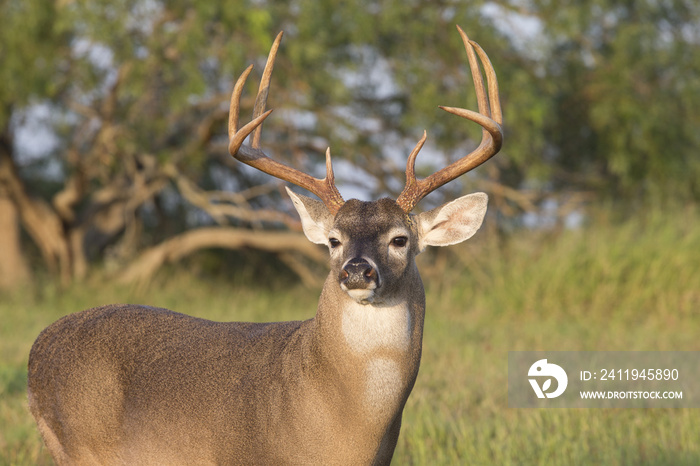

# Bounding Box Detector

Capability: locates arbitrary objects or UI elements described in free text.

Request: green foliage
[525,0,700,201]
[0,0,63,127]
[4,0,699,198]
[2,0,699,287]
[2,207,699,464]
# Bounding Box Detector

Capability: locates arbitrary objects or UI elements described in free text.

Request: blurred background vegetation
[1,0,698,288]
[1,0,700,464]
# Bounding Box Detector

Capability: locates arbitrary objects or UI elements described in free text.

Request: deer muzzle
[340,257,379,295]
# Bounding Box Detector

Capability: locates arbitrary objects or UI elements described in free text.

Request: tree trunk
[0,130,72,286]
[0,193,31,290]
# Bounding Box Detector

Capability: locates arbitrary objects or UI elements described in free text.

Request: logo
[528,359,568,398]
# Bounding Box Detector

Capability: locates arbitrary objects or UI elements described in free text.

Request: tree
[0,0,320,287]
[1,0,698,289]
[498,0,700,202]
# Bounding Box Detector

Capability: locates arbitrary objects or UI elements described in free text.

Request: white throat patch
[341,300,411,354]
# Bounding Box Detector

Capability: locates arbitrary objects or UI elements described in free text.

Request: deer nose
[340,257,378,290]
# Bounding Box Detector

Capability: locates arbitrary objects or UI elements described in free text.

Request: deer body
[29,26,503,465]
[28,304,411,465]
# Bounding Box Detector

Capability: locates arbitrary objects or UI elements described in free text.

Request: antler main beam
[395,26,503,213]
[228,32,345,214]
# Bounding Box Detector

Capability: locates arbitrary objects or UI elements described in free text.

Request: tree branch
[117,227,326,285]
[165,163,301,229]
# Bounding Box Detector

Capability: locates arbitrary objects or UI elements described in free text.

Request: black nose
[340,257,378,290]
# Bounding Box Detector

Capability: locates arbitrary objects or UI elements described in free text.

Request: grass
[1,206,699,465]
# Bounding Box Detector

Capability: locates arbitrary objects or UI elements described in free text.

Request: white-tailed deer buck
[28,25,502,465]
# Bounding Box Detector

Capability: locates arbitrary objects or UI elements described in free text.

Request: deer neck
[309,268,426,424]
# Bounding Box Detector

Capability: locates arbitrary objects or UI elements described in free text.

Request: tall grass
[2,207,699,465]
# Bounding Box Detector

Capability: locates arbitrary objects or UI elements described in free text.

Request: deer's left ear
[416,192,488,251]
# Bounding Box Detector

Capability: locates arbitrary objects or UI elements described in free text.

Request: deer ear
[286,187,334,245]
[416,192,488,251]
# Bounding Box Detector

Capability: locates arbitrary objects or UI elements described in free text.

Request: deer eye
[329,238,341,248]
[391,236,408,248]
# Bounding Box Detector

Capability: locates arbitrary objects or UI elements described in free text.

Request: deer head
[228,27,503,307]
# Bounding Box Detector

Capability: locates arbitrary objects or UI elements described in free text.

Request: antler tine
[470,38,503,125]
[250,31,283,149]
[228,32,345,214]
[396,26,503,213]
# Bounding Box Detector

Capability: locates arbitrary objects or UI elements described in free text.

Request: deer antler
[228,32,345,214]
[396,26,503,213]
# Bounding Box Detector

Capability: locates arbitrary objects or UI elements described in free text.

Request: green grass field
[2,207,699,465]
